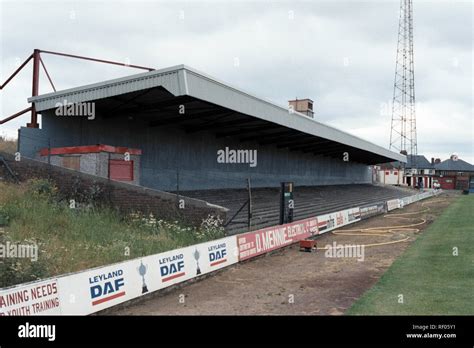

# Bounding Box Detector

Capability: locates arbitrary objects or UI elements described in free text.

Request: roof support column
[27,49,40,128]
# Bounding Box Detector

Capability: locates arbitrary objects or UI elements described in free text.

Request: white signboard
[57,236,239,315]
[387,199,400,211]
[0,278,61,316]
[57,260,138,315]
[346,207,361,223]
[317,207,360,235]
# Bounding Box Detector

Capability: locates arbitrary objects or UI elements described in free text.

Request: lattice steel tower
[389,0,417,156]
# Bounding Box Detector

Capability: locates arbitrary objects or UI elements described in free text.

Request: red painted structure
[435,176,455,190]
[39,144,142,156]
[37,144,141,183]
[434,175,470,190]
[109,159,134,181]
[299,239,317,252]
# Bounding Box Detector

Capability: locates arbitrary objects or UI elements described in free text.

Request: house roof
[434,158,474,172]
[386,155,433,169]
[407,155,433,169]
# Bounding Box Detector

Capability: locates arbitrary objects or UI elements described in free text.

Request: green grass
[0,180,225,287]
[347,194,474,315]
[0,136,17,154]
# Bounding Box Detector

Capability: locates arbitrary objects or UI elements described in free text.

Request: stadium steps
[177,184,417,235]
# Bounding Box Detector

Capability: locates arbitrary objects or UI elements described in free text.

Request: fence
[0,189,441,315]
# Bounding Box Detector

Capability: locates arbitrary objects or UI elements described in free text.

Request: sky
[1,0,472,163]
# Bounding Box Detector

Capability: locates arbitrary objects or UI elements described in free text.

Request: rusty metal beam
[39,55,56,92]
[27,49,40,128]
[0,107,32,125]
[0,54,33,90]
[39,49,154,71]
[1,49,156,128]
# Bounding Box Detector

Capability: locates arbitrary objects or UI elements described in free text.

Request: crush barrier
[0,189,440,315]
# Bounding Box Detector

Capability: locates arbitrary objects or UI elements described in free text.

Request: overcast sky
[1,0,472,163]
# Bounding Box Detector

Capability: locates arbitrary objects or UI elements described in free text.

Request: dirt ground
[113,192,457,315]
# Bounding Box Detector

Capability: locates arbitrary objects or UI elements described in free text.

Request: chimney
[431,157,434,165]
[288,98,314,118]
[435,158,441,164]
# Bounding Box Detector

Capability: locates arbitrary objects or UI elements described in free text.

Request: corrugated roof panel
[27,65,406,163]
[184,69,403,162]
[30,68,184,111]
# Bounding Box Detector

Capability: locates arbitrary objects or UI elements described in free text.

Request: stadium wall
[0,189,440,316]
[18,112,372,191]
[0,152,228,226]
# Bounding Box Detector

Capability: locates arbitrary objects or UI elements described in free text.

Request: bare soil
[112,193,456,315]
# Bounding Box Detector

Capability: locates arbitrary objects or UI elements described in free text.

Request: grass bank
[0,179,225,287]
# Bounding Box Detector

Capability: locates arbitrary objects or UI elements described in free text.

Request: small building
[377,155,434,188]
[403,155,436,189]
[433,155,474,190]
[36,144,142,185]
[375,165,404,185]
[288,98,314,118]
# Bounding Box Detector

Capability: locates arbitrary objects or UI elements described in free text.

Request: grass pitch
[348,194,474,315]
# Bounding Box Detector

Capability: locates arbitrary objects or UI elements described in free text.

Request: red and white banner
[317,207,360,235]
[237,217,318,261]
[0,279,61,316]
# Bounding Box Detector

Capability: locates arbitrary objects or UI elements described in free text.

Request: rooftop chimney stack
[288,98,314,118]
